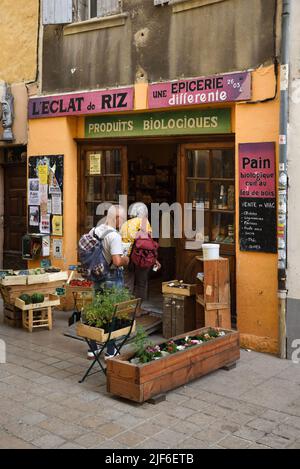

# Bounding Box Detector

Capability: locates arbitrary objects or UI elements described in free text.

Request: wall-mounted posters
[239,143,277,253]
[28,155,64,236]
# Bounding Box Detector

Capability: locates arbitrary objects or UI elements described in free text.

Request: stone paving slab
[1,308,300,449]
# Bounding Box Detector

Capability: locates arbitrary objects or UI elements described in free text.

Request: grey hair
[106,204,126,224]
[129,202,148,218]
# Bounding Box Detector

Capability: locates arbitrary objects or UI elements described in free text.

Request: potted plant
[106,326,240,403]
[76,287,137,342]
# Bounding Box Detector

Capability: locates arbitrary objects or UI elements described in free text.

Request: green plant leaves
[83,287,133,328]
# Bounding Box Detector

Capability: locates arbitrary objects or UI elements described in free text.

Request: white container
[202,244,220,260]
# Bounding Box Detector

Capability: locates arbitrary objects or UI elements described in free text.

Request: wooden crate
[162,281,196,297]
[0,276,27,286]
[0,281,66,306]
[195,257,231,330]
[77,321,136,343]
[15,294,60,311]
[107,327,240,403]
[15,294,60,333]
[163,294,196,339]
[27,274,49,285]
[3,303,23,328]
[48,271,69,283]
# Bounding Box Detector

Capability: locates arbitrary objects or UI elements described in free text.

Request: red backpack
[131,231,159,269]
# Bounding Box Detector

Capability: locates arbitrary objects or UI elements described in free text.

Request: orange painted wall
[27,117,78,271]
[235,66,279,355]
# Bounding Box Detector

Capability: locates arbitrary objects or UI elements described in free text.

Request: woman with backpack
[121,202,160,303]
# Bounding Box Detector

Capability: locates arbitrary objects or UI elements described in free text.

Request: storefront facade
[28,64,280,354]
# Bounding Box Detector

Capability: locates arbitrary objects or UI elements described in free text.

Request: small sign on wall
[239,142,277,253]
[53,239,63,259]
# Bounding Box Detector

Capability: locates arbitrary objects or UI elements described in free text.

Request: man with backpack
[79,205,130,359]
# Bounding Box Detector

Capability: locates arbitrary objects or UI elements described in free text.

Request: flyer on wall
[29,206,40,226]
[52,215,63,236]
[40,214,51,234]
[51,194,62,215]
[28,179,40,205]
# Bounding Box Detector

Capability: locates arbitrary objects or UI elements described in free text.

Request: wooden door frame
[2,160,27,269]
[178,140,236,325]
[77,144,128,238]
[178,141,235,254]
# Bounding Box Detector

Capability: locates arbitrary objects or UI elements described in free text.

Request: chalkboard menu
[239,143,277,253]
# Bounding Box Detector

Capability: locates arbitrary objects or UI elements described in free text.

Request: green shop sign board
[85,109,231,138]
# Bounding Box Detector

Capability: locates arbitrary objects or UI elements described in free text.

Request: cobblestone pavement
[1,308,300,449]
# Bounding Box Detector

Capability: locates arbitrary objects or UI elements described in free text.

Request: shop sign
[85,109,231,138]
[239,142,277,253]
[149,72,251,109]
[28,87,134,119]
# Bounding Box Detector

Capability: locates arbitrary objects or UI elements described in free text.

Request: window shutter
[97,0,120,17]
[42,0,73,25]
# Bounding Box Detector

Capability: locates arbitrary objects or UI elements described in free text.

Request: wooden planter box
[77,321,136,343]
[107,327,240,403]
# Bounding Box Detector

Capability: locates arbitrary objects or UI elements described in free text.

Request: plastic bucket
[202,244,220,260]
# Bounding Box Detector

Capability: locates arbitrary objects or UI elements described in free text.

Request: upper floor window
[77,0,121,21]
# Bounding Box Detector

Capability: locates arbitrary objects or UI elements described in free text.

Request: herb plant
[83,287,133,329]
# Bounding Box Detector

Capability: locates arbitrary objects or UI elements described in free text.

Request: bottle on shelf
[197,194,205,210]
[227,185,235,210]
[205,193,210,209]
[218,185,228,210]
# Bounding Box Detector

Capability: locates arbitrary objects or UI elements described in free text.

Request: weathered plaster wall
[287,0,300,300]
[0,0,39,84]
[0,152,4,269]
[287,0,300,357]
[42,0,278,92]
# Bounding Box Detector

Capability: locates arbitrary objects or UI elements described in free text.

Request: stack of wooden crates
[0,273,67,328]
[162,257,231,338]
[162,282,196,339]
[195,257,231,330]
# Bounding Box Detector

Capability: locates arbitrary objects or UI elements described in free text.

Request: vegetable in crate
[19,294,32,305]
[70,279,93,288]
[31,293,45,304]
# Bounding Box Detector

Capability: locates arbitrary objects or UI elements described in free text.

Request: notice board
[28,155,64,236]
[239,143,277,253]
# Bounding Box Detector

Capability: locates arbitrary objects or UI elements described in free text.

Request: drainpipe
[278,0,291,359]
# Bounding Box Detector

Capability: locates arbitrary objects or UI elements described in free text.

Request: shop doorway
[127,143,178,313]
[79,142,178,314]
[79,139,236,324]
[2,148,27,270]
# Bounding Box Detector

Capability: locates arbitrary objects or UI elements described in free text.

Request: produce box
[0,275,27,286]
[15,294,60,311]
[48,271,68,283]
[162,280,196,297]
[0,281,67,306]
[27,274,49,285]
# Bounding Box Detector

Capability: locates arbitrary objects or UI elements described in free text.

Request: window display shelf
[211,178,235,182]
[211,209,235,214]
[184,147,236,248]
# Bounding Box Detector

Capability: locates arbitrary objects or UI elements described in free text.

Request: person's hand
[122,256,130,267]
[155,261,161,271]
